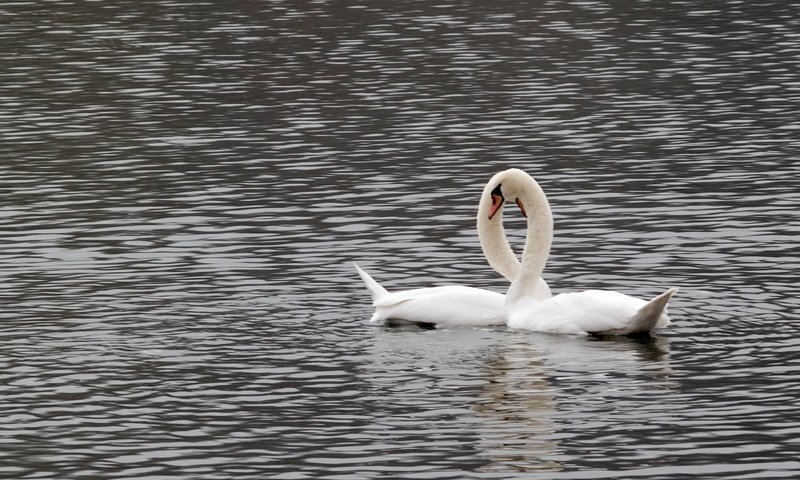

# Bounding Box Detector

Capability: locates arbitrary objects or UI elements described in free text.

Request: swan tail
[626,287,678,334]
[353,263,388,301]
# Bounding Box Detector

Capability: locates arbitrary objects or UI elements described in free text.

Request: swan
[484,168,677,335]
[354,175,552,327]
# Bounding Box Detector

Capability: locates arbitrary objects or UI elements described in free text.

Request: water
[1,0,799,478]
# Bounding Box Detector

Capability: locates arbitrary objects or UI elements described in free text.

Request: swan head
[485,168,532,220]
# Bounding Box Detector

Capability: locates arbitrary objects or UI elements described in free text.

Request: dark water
[1,0,799,478]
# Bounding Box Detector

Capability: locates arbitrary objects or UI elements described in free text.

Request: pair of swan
[355,168,676,335]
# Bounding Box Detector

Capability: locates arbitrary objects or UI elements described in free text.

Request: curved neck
[506,177,553,304]
[477,184,520,283]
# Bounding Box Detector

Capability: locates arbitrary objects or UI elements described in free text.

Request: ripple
[0,0,799,478]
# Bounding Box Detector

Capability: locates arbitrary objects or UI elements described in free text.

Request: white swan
[354,175,552,327]
[484,168,677,335]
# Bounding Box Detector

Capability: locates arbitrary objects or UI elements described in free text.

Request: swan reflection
[473,335,562,473]
[362,325,674,475]
[474,333,673,474]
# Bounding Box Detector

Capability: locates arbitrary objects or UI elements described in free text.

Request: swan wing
[570,288,676,334]
[508,289,675,335]
[556,290,648,333]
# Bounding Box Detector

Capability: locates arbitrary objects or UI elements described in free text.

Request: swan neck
[507,180,553,303]
[477,184,521,282]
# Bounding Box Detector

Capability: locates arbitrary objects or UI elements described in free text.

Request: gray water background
[1,1,799,478]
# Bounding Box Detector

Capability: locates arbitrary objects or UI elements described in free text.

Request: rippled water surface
[2,0,799,478]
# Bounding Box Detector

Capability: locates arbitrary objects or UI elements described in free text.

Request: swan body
[355,263,506,326]
[485,168,676,335]
[354,175,552,327]
[506,288,676,335]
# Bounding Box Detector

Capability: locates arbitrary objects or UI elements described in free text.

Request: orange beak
[516,198,527,218]
[488,194,503,220]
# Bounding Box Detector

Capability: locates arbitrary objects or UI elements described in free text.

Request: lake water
[1,0,799,478]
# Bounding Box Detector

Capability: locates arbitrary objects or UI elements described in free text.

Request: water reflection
[360,325,677,476]
[474,337,561,474]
